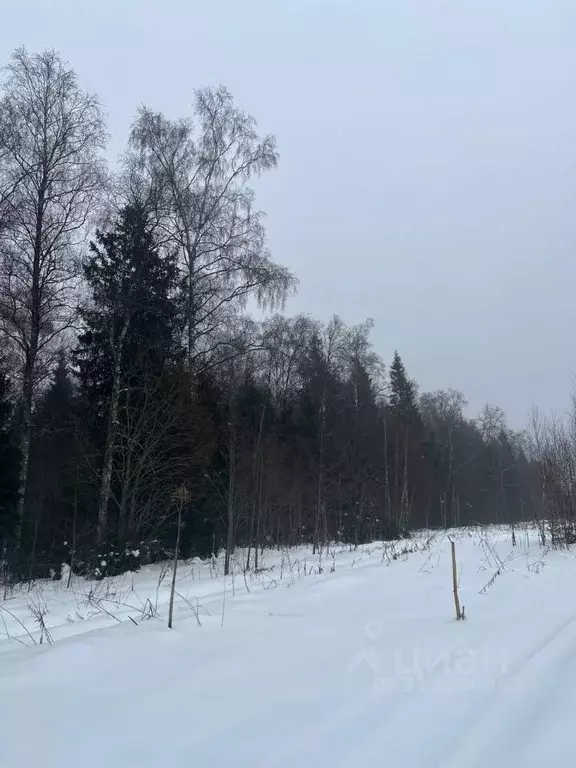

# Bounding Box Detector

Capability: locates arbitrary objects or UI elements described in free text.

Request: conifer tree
[75,204,179,544]
[389,351,418,421]
[0,364,21,542]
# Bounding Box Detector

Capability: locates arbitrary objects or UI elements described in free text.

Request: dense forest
[0,48,573,582]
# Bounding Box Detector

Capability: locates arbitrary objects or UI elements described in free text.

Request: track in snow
[1,530,576,767]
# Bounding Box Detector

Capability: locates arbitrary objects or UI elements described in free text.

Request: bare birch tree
[0,48,106,544]
[126,86,295,369]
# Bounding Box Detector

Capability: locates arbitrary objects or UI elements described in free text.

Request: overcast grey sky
[2,0,575,427]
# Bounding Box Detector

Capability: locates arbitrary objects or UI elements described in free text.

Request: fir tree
[389,351,418,422]
[26,354,78,570]
[75,203,180,415]
[74,203,180,545]
[0,365,21,541]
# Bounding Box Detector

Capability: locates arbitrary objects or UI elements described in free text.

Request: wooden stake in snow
[168,486,189,629]
[450,538,465,621]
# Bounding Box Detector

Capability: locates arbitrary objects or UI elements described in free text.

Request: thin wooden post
[168,486,189,629]
[450,538,464,620]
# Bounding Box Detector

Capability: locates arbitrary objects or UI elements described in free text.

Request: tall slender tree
[0,47,106,544]
[126,87,295,370]
[389,351,418,422]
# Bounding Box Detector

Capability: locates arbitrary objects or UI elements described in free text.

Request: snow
[1,528,576,767]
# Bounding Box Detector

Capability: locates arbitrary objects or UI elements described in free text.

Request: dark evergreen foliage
[0,51,547,583]
[0,364,20,542]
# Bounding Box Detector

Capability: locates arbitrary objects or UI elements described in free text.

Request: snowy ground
[1,526,576,767]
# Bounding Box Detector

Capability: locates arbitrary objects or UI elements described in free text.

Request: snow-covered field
[1,527,575,767]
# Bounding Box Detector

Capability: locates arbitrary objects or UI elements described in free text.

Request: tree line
[0,48,567,581]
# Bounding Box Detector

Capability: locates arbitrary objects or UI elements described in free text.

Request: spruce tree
[389,351,418,422]
[76,204,179,414]
[75,203,180,545]
[26,354,78,573]
[0,365,21,541]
